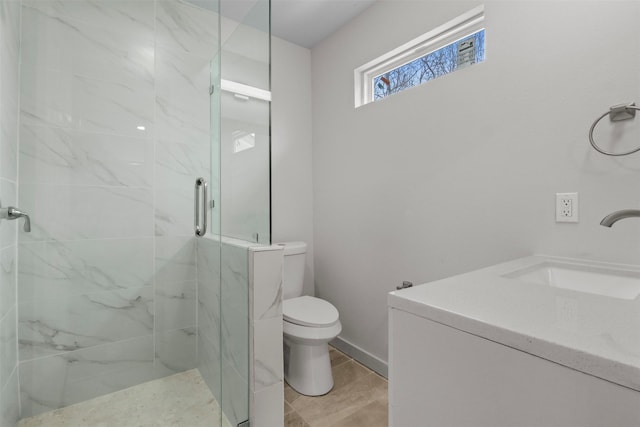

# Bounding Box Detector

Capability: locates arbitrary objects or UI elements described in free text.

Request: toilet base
[284,338,333,396]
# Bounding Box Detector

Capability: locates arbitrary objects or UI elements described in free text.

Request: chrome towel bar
[589,102,640,156]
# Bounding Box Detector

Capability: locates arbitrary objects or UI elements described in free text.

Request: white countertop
[388,255,640,392]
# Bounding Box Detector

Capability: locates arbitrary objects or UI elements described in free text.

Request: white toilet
[279,241,342,396]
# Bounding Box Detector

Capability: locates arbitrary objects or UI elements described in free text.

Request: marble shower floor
[284,346,389,427]
[19,369,232,427]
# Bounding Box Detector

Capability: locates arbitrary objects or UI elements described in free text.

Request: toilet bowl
[278,242,342,396]
[283,296,342,396]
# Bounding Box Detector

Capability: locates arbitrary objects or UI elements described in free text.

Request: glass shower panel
[220,0,271,245]
[215,0,271,425]
[220,93,271,244]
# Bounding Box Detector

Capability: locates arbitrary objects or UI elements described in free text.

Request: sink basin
[503,261,640,300]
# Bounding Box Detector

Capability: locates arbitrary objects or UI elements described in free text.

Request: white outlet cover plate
[556,192,579,223]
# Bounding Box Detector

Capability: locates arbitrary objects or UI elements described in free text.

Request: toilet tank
[278,241,306,300]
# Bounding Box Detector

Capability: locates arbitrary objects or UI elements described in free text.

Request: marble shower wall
[0,0,21,425]
[17,0,218,418]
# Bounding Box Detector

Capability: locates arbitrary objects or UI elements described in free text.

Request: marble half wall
[197,237,283,427]
[249,245,284,427]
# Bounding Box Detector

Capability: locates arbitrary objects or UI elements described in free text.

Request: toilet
[279,241,342,396]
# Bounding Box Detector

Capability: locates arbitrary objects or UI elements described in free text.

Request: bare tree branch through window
[373,30,485,101]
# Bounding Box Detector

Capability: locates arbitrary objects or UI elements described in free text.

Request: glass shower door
[8,0,269,424]
[14,0,232,426]
[213,1,272,426]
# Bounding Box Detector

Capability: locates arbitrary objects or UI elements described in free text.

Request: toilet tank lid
[276,241,306,255]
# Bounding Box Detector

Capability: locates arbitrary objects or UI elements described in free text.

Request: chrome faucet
[600,209,640,227]
[0,206,31,232]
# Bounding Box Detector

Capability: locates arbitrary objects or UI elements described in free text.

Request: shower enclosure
[0,0,271,425]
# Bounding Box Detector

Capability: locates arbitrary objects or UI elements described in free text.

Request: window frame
[354,5,485,108]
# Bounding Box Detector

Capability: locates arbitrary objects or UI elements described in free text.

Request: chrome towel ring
[589,102,640,156]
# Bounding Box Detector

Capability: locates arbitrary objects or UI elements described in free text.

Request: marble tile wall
[0,0,22,425]
[16,0,219,419]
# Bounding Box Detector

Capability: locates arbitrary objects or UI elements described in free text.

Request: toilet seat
[283,296,339,327]
[283,318,342,343]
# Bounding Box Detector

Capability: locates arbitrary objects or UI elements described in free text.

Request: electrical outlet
[556,193,579,223]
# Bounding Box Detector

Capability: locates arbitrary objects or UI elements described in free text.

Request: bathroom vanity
[388,256,640,427]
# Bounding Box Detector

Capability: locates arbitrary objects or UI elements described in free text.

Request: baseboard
[330,336,388,378]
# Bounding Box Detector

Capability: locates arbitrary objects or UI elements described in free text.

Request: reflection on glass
[233,130,256,153]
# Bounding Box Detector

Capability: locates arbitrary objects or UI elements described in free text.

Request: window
[373,30,484,101]
[354,5,485,107]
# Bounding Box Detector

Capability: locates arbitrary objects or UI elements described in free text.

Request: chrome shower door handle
[194,177,208,237]
[0,206,31,232]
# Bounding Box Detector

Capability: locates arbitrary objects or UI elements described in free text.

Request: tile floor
[284,346,388,427]
[18,369,231,427]
[18,347,388,427]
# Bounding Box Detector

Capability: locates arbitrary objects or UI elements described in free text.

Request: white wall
[311,1,640,367]
[271,37,315,295]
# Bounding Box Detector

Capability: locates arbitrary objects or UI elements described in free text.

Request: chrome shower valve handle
[0,206,31,232]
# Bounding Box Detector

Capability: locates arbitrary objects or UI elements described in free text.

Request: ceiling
[210,0,376,49]
[191,0,376,49]
[271,0,377,48]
